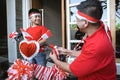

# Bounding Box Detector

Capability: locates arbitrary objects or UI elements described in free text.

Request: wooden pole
[107,0,116,49]
[61,0,65,47]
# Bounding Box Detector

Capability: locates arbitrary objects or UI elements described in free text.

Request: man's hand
[49,52,58,62]
[58,47,81,57]
[58,47,70,55]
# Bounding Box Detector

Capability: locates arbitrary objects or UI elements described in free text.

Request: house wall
[7,0,18,63]
[32,0,42,8]
[41,0,62,46]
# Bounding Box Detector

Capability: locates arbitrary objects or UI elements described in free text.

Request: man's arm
[58,47,81,57]
[49,52,73,75]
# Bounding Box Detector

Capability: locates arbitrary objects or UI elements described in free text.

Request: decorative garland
[7,59,68,80]
[7,59,34,80]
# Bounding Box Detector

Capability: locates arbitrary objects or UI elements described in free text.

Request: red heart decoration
[19,40,39,60]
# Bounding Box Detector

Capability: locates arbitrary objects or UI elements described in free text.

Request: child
[25,8,52,66]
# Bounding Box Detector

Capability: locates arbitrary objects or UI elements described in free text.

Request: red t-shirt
[70,25,116,80]
[26,26,48,41]
[26,26,48,52]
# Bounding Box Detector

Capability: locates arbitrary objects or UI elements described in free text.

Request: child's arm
[38,29,52,45]
[38,38,47,45]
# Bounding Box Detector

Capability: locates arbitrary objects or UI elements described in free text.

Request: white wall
[6,0,17,63]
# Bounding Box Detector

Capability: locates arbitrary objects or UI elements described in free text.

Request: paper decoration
[7,59,34,80]
[19,40,39,60]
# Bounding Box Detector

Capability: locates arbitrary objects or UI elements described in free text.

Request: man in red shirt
[49,0,116,80]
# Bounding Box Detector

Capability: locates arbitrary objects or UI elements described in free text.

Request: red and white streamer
[9,32,18,39]
[7,59,34,80]
[7,59,68,80]
[34,64,68,80]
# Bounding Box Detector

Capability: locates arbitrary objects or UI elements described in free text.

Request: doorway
[0,0,8,60]
[0,0,9,76]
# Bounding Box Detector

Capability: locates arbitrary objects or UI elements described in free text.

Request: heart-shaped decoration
[19,40,39,60]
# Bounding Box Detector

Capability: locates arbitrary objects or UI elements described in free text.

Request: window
[66,0,84,50]
[66,0,107,50]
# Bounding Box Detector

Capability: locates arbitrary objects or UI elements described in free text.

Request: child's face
[29,13,41,26]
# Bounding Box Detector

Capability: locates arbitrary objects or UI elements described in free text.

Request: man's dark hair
[28,8,40,16]
[77,0,103,26]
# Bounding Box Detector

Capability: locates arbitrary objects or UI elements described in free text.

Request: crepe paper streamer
[52,65,68,80]
[7,59,68,80]
[34,64,69,80]
[9,32,18,39]
[19,40,40,61]
[7,59,34,80]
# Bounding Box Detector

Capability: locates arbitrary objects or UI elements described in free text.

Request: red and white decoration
[8,26,68,80]
[9,32,18,41]
[19,40,40,60]
[7,59,68,80]
[34,64,68,80]
[9,32,18,39]
[7,59,34,80]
